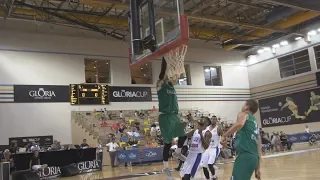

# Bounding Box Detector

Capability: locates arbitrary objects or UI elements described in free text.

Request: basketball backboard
[128,0,189,68]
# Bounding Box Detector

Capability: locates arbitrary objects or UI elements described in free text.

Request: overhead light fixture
[204,69,210,72]
[94,67,96,68]
[295,37,303,41]
[263,47,271,52]
[280,41,288,46]
[146,64,148,66]
[141,67,143,70]
[257,49,264,54]
[308,30,317,36]
[272,44,280,49]
[106,63,108,64]
[95,75,97,77]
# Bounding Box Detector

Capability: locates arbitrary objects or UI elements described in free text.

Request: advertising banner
[9,135,53,147]
[142,147,163,162]
[14,85,69,102]
[109,86,152,102]
[117,149,140,163]
[259,88,320,127]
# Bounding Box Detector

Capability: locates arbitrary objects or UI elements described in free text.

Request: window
[204,66,223,86]
[314,45,320,69]
[278,49,311,78]
[85,59,111,83]
[177,64,192,85]
[131,62,153,84]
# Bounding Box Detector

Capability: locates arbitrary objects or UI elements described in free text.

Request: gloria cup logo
[112,90,148,98]
[118,153,126,160]
[78,160,100,172]
[128,152,137,159]
[29,88,56,100]
[38,167,61,179]
[145,151,157,158]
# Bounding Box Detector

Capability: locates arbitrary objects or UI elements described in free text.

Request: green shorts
[158,114,185,144]
[231,152,259,180]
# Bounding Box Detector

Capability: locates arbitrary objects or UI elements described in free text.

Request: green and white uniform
[157,82,185,144]
[231,112,259,180]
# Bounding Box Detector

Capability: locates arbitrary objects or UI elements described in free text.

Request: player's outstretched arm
[222,112,248,141]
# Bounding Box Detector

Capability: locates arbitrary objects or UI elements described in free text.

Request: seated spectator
[112,123,119,133]
[30,142,40,152]
[134,121,140,132]
[119,124,126,133]
[3,149,14,171]
[127,127,140,137]
[9,142,18,154]
[50,140,61,150]
[120,133,129,142]
[101,121,108,127]
[280,131,292,150]
[145,141,153,148]
[127,138,138,146]
[29,150,47,171]
[80,139,89,148]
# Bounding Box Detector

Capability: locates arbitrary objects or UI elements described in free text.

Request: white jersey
[189,129,205,154]
[206,125,220,148]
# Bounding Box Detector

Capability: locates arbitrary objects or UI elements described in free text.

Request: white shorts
[201,147,220,167]
[180,153,202,178]
[32,164,48,171]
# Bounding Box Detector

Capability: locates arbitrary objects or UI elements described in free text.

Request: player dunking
[202,116,223,180]
[180,117,212,180]
[157,57,188,179]
[222,99,262,180]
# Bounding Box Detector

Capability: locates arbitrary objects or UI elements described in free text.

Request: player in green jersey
[157,57,187,180]
[222,99,262,180]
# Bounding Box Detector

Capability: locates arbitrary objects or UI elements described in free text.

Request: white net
[164,44,188,81]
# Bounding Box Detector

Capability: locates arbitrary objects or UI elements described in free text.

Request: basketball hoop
[164,44,188,81]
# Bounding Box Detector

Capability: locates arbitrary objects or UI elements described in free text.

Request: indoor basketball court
[61,146,320,180]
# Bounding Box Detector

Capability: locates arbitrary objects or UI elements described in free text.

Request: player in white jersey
[180,117,212,180]
[201,116,223,180]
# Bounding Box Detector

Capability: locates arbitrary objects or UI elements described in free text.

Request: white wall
[0,20,248,145]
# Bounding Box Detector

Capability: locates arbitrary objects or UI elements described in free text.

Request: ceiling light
[144,74,146,76]
[204,69,210,72]
[257,49,264,54]
[95,61,97,62]
[272,44,280,49]
[280,41,288,46]
[94,67,96,68]
[308,30,317,36]
[141,67,143,70]
[295,37,303,41]
[106,63,108,64]
[263,47,271,52]
[95,75,97,77]
[146,64,148,66]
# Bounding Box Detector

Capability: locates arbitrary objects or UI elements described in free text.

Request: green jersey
[157,82,179,114]
[234,112,259,157]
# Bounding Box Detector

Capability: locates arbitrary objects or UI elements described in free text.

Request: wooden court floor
[62,147,320,180]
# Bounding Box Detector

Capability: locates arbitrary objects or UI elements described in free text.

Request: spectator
[134,111,138,117]
[119,111,124,119]
[280,131,292,150]
[106,138,119,168]
[127,127,140,137]
[305,125,310,133]
[3,149,14,172]
[97,140,103,170]
[112,123,119,133]
[51,140,61,150]
[118,124,126,133]
[120,133,128,142]
[9,142,18,154]
[127,138,138,146]
[29,150,47,171]
[271,132,281,152]
[145,141,153,148]
[101,121,108,127]
[30,142,40,152]
[260,128,265,136]
[80,139,89,148]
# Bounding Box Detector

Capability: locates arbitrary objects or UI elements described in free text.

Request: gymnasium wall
[0,20,249,145]
[247,33,320,134]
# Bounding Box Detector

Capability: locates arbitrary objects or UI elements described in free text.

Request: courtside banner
[117,149,140,163]
[109,86,152,102]
[14,85,69,102]
[259,87,320,127]
[143,147,163,161]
